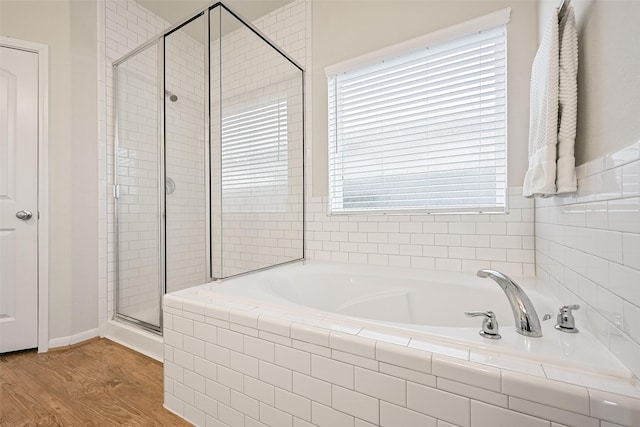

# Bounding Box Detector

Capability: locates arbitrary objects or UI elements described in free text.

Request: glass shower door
[114,42,163,331]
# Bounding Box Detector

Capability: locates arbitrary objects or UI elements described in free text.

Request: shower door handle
[16,210,33,220]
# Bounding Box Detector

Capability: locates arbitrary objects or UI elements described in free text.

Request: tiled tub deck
[163,287,640,427]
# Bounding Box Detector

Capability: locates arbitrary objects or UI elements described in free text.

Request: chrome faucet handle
[555,304,580,333]
[465,311,501,339]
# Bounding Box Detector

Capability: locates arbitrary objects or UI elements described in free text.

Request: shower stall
[112,3,304,333]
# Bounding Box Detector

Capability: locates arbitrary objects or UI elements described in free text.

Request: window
[327,14,509,215]
[221,100,288,212]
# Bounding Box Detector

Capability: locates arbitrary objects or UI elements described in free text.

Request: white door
[0,45,39,353]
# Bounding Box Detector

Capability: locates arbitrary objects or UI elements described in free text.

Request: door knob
[16,210,33,220]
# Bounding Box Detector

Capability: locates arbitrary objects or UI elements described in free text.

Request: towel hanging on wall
[556,3,579,193]
[523,0,578,198]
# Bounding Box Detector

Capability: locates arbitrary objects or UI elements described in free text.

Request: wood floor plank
[0,338,192,426]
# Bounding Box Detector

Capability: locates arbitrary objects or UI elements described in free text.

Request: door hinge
[113,184,120,199]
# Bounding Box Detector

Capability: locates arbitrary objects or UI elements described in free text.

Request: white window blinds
[221,100,288,212]
[328,24,507,214]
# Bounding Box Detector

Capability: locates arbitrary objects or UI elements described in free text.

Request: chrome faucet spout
[476,269,542,337]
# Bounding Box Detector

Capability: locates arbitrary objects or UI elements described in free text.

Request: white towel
[556,5,578,194]
[523,3,578,198]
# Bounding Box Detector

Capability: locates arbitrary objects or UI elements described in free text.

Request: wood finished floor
[0,338,192,426]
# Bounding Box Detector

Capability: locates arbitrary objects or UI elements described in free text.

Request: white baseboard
[99,320,109,338]
[48,328,100,349]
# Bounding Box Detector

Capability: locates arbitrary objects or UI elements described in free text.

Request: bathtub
[178,261,623,374]
[164,261,640,426]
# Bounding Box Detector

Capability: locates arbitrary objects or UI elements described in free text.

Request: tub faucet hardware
[555,304,580,333]
[476,269,542,337]
[542,314,552,321]
[465,311,501,339]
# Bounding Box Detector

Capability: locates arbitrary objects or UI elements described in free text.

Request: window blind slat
[221,100,288,211]
[338,93,506,131]
[328,24,507,214]
[341,33,506,87]
[329,105,506,131]
[341,56,506,101]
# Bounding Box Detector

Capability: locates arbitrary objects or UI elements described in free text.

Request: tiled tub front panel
[163,295,640,427]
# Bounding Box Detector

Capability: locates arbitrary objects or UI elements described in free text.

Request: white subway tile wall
[305,188,536,277]
[535,140,640,378]
[163,293,640,427]
[103,0,171,323]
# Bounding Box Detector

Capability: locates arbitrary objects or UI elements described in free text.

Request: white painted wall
[0,0,99,342]
[311,0,539,195]
[539,0,640,166]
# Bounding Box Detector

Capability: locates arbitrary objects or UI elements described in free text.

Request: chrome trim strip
[113,63,121,322]
[114,313,162,334]
[214,258,305,284]
[158,37,166,331]
[204,11,213,280]
[301,70,306,261]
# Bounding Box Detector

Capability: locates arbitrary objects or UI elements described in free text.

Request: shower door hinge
[113,184,120,199]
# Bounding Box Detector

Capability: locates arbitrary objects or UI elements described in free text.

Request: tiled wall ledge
[535,140,640,379]
[163,294,640,427]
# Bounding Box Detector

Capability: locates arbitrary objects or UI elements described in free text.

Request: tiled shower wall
[535,141,640,377]
[104,0,207,322]
[101,0,309,324]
